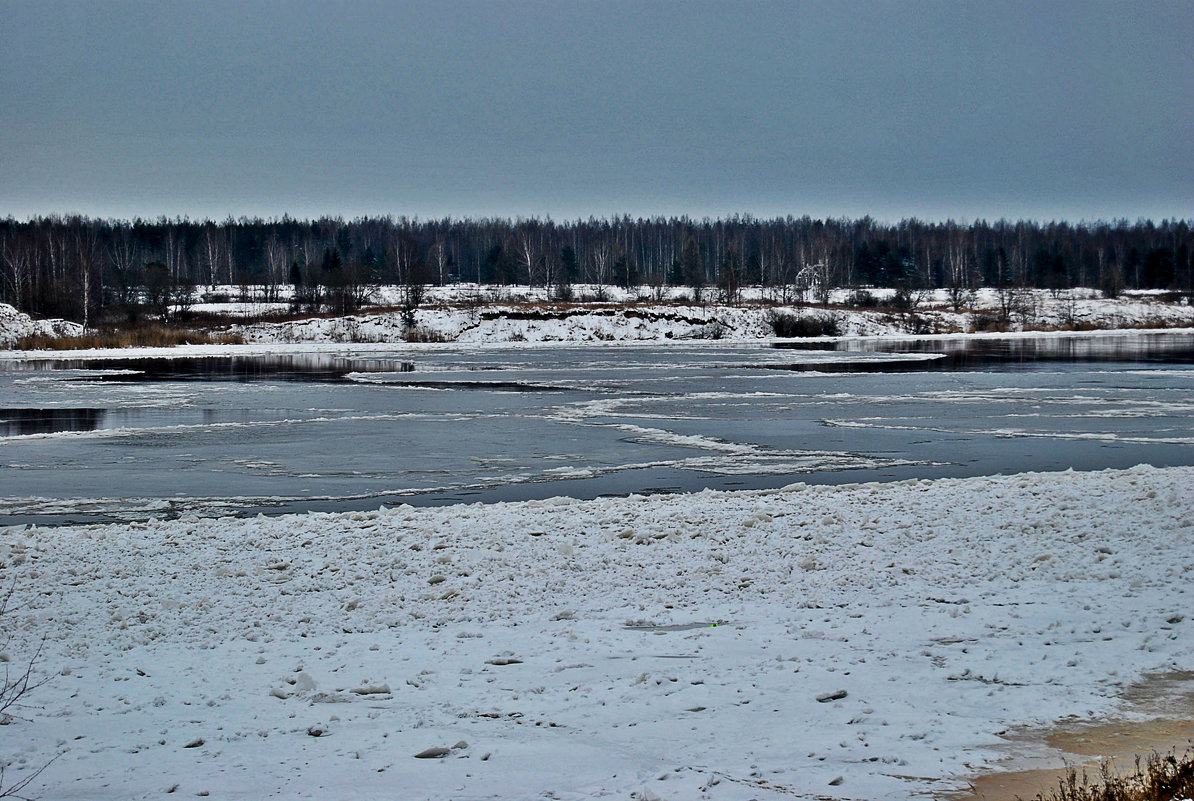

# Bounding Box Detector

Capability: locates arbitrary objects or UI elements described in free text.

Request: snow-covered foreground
[4,465,1192,799]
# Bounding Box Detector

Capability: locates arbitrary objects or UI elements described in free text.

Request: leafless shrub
[970,312,1008,332]
[1,583,48,726]
[692,321,727,339]
[1,579,58,800]
[946,282,978,312]
[767,311,841,337]
[845,289,880,308]
[1026,749,1194,801]
[403,326,452,343]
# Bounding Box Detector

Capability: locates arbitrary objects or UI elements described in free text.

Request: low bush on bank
[845,289,882,308]
[1028,750,1194,801]
[767,311,841,337]
[16,326,244,350]
[403,326,452,343]
[971,312,1010,332]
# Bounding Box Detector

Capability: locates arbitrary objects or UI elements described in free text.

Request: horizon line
[4,211,1193,228]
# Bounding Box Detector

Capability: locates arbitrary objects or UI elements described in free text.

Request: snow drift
[0,303,83,347]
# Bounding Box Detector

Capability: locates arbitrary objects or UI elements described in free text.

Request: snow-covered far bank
[3,288,1192,349]
[3,465,1192,800]
[0,303,84,347]
[232,287,1194,344]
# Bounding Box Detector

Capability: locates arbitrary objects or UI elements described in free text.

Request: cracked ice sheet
[2,465,1192,800]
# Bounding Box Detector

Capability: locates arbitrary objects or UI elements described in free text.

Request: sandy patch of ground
[955,672,1194,801]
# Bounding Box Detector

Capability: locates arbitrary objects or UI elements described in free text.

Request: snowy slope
[234,289,1194,344]
[0,303,84,347]
[3,465,1192,800]
[3,289,1191,349]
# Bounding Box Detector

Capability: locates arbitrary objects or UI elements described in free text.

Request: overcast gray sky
[2,1,1191,223]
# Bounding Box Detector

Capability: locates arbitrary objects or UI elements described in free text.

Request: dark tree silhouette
[0,214,1189,323]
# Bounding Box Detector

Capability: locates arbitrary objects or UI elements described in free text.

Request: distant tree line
[1,214,1191,324]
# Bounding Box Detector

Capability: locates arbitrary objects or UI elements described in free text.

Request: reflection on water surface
[0,408,106,436]
[775,331,1194,368]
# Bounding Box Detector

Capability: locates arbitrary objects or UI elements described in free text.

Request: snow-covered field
[3,465,1192,800]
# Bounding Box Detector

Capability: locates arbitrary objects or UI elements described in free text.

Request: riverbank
[234,287,1194,344]
[4,287,1193,349]
[957,671,1194,800]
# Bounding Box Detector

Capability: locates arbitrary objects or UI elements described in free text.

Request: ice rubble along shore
[2,464,1192,800]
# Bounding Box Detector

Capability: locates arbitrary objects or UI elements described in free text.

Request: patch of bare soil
[949,672,1194,801]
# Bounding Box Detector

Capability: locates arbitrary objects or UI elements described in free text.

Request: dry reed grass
[1026,750,1194,801]
[16,326,244,350]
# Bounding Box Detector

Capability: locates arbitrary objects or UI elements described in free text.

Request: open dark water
[1,332,1191,525]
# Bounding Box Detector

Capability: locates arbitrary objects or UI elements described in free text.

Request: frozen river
[1,332,1192,524]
